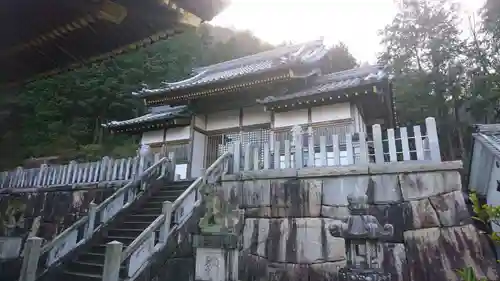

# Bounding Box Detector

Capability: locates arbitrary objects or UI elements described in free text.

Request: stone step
[132,207,163,215]
[77,252,106,263]
[103,235,136,246]
[63,270,103,280]
[107,228,145,238]
[141,200,177,209]
[126,214,162,220]
[120,220,156,228]
[67,260,127,277]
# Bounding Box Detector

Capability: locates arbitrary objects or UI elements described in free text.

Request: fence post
[36,164,48,187]
[358,132,369,164]
[168,152,176,181]
[232,141,241,173]
[244,144,252,171]
[102,241,123,281]
[294,132,303,169]
[372,124,384,163]
[85,203,97,239]
[13,167,23,188]
[425,117,441,162]
[19,237,43,281]
[159,201,173,244]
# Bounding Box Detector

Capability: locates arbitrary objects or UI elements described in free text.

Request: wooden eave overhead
[0,0,228,85]
[145,70,294,106]
[108,117,191,134]
[103,105,192,134]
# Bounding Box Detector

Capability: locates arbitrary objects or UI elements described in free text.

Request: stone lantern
[329,192,394,281]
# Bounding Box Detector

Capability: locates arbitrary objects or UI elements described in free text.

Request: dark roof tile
[134,39,328,97]
[102,105,190,128]
[257,64,389,104]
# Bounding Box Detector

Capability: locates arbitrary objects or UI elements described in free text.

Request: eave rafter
[263,85,381,111]
[3,0,204,86]
[145,73,292,106]
[109,117,191,134]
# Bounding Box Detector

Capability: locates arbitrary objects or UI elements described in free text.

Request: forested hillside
[0,24,356,169]
[1,0,499,170]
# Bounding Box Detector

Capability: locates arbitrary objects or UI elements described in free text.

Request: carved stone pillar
[193,234,239,281]
[193,169,243,281]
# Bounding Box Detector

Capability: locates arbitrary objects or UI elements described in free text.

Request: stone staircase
[17,152,234,281]
[58,181,193,281]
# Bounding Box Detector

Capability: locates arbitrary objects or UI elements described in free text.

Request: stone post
[193,234,239,281]
[19,237,43,281]
[102,241,123,281]
[193,175,243,281]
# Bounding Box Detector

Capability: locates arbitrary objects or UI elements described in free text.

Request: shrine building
[103,39,395,179]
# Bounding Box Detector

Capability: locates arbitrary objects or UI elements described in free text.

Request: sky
[210,0,486,63]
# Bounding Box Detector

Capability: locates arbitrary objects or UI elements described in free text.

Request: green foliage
[460,192,500,281]
[0,24,273,168]
[457,267,488,281]
[0,24,359,169]
[470,192,500,244]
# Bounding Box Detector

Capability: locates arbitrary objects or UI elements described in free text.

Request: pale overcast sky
[210,0,485,63]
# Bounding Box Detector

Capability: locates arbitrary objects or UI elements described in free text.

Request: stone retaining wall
[0,188,114,243]
[220,161,499,281]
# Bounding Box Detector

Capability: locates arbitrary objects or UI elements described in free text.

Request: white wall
[272,103,354,129]
[310,103,351,123]
[141,127,191,144]
[274,108,308,128]
[141,130,164,145]
[242,106,271,126]
[165,126,191,142]
[206,109,240,131]
[194,115,206,130]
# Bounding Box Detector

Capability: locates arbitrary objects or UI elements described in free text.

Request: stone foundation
[220,161,499,281]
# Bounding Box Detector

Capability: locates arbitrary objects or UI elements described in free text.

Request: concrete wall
[219,162,498,281]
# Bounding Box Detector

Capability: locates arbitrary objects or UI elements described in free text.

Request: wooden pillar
[102,241,123,281]
[19,237,43,281]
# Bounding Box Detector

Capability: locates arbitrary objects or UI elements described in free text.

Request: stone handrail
[33,156,172,275]
[0,153,168,191]
[118,151,233,280]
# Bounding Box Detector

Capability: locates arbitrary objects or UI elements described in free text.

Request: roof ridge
[474,124,500,133]
[316,64,386,84]
[192,38,325,74]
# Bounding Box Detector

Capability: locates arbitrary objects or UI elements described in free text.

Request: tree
[0,24,274,168]
[378,0,468,160]
[322,42,358,73]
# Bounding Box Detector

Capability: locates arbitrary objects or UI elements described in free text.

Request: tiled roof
[474,124,500,156]
[134,39,329,97]
[102,106,190,128]
[257,64,389,104]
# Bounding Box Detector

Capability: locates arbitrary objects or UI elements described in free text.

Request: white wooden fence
[230,117,441,172]
[0,153,169,190]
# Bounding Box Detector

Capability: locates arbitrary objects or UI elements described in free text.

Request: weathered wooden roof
[134,39,329,98]
[103,105,190,129]
[257,64,389,105]
[0,0,228,85]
